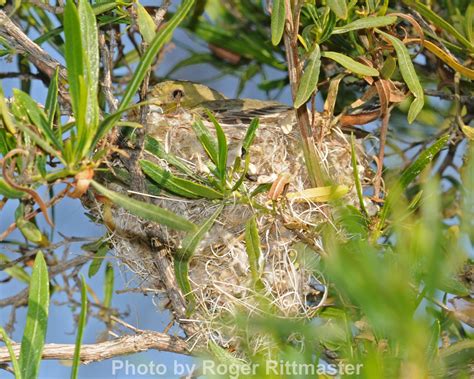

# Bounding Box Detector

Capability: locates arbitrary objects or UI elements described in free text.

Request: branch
[282,1,328,187]
[0,254,92,308]
[0,331,192,364]
[0,10,70,104]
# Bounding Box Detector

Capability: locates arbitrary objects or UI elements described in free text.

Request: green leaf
[92,0,195,148]
[0,177,25,198]
[88,244,109,278]
[145,136,196,177]
[17,220,44,244]
[14,122,65,163]
[377,30,424,123]
[0,83,16,134]
[0,327,22,379]
[426,320,440,362]
[91,181,196,231]
[45,68,59,133]
[350,134,368,216]
[327,0,347,19]
[140,160,223,199]
[466,4,474,44]
[78,0,100,144]
[13,89,62,150]
[174,205,223,299]
[176,204,223,262]
[271,0,285,45]
[245,215,262,282]
[64,0,84,119]
[205,110,227,183]
[294,45,321,108]
[242,118,260,153]
[71,275,88,379]
[322,51,379,76]
[136,3,156,44]
[398,134,448,187]
[19,251,49,379]
[191,118,219,164]
[379,134,448,228]
[332,16,397,34]
[0,254,31,283]
[174,259,192,301]
[103,263,114,308]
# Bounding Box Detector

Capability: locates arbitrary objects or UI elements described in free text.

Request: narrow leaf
[0,327,21,379]
[78,0,100,126]
[205,110,227,183]
[140,160,223,199]
[378,31,424,122]
[294,45,321,108]
[379,134,448,228]
[45,68,59,132]
[88,244,109,278]
[103,263,114,308]
[0,177,25,198]
[174,205,223,300]
[0,83,16,134]
[271,0,285,45]
[91,181,196,232]
[64,0,84,117]
[332,16,397,34]
[136,3,156,44]
[242,118,260,153]
[13,89,62,149]
[350,135,368,215]
[191,118,218,163]
[19,251,49,379]
[71,275,88,379]
[245,215,262,282]
[327,0,347,19]
[322,52,379,76]
[145,136,196,177]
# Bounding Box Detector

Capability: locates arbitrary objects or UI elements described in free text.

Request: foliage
[0,0,472,378]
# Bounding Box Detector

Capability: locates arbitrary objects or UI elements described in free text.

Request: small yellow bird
[145,80,373,137]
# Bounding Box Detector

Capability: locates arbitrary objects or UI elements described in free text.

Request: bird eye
[172,89,184,100]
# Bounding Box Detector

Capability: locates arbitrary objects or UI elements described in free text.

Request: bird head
[147,80,226,112]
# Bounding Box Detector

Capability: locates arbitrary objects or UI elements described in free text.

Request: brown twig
[27,0,64,14]
[0,253,92,308]
[282,0,327,187]
[0,10,70,106]
[0,331,192,364]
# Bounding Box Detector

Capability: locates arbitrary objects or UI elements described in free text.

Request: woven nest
[88,109,375,351]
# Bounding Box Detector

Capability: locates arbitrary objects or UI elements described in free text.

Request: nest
[87,109,375,352]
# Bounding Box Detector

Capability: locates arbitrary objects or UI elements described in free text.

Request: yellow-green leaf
[332,16,397,34]
[327,0,347,20]
[140,160,223,199]
[322,51,379,76]
[245,215,262,282]
[136,3,156,44]
[91,181,196,231]
[378,30,424,123]
[271,0,285,46]
[294,45,321,108]
[19,251,49,379]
